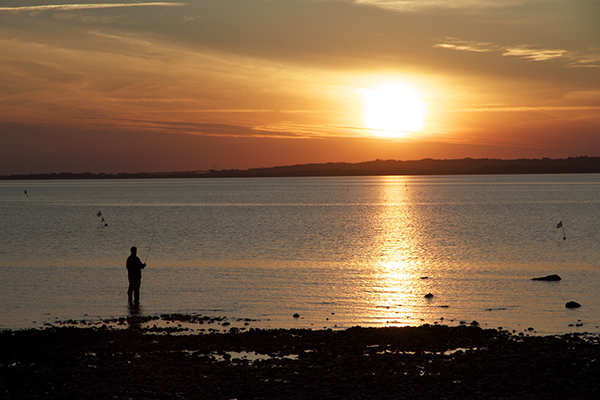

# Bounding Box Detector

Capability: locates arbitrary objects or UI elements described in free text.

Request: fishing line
[144,223,159,264]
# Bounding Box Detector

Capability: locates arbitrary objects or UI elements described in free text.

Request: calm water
[2,175,600,334]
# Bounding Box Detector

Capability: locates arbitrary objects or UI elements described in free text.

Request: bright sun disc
[361,82,428,138]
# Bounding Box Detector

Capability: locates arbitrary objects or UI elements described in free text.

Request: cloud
[253,122,358,139]
[502,45,568,61]
[565,90,600,102]
[0,2,185,13]
[458,106,600,112]
[435,38,600,67]
[353,0,523,13]
[568,54,600,68]
[434,39,501,53]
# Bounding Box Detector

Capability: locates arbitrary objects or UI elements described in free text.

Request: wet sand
[2,315,600,399]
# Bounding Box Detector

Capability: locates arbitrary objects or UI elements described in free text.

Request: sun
[360,82,428,138]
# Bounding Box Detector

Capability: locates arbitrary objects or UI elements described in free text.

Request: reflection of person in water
[128,300,142,330]
[126,246,146,303]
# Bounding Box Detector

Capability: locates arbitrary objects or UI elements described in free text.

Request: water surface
[2,175,600,334]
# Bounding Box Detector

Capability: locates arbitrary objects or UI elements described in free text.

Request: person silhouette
[126,246,146,303]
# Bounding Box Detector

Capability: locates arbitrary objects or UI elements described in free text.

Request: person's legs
[133,285,140,303]
[127,284,133,302]
[128,280,141,302]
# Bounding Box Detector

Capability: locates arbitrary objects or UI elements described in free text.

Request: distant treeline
[3,157,600,180]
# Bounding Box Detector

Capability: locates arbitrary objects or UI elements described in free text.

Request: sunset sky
[1,0,599,174]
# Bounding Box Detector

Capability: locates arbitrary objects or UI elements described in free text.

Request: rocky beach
[2,314,600,399]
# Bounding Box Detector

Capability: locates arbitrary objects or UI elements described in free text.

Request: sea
[1,174,600,335]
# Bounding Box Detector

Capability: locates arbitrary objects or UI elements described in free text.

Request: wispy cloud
[568,54,600,68]
[253,122,354,138]
[435,38,600,67]
[112,104,333,114]
[434,40,501,53]
[565,90,600,102]
[0,3,185,13]
[458,106,600,112]
[353,0,522,13]
[502,45,568,61]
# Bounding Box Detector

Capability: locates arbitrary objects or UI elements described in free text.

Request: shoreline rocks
[566,301,582,309]
[2,324,600,399]
[532,274,561,281]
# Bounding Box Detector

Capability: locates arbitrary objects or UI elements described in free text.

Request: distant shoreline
[2,156,600,180]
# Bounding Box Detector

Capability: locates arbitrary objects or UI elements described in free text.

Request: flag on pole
[96,211,108,226]
[557,221,566,240]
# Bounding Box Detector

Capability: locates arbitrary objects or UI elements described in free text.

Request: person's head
[130,246,137,255]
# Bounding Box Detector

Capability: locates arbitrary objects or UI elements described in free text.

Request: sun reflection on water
[363,177,437,327]
[370,261,418,327]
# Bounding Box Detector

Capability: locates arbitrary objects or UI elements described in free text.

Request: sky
[1,0,599,174]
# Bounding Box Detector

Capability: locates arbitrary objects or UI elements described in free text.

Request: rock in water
[424,293,434,299]
[565,301,581,309]
[532,274,561,281]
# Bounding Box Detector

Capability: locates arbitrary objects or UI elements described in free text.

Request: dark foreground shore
[2,322,600,400]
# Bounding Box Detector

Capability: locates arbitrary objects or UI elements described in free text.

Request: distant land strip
[3,157,600,180]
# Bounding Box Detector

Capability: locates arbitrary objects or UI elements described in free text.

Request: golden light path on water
[354,177,431,327]
[348,176,485,330]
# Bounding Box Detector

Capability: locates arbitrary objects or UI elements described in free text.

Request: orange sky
[1,1,599,174]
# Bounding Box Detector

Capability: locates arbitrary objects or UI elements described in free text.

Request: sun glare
[361,82,428,138]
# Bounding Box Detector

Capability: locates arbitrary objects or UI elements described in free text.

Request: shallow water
[2,175,600,334]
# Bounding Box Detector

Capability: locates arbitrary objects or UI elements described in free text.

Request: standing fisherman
[126,246,146,303]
